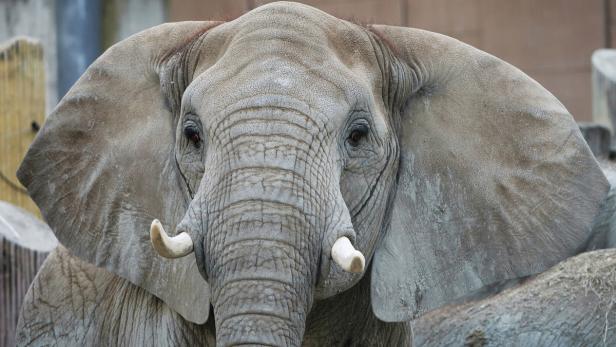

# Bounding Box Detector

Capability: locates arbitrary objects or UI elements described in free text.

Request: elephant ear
[369,26,609,322]
[17,22,219,324]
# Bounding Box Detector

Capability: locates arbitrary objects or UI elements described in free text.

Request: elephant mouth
[150,218,365,277]
[149,199,367,346]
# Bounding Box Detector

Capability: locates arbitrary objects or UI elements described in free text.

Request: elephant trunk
[214,249,310,345]
[196,106,352,345]
[203,170,319,346]
[208,208,315,347]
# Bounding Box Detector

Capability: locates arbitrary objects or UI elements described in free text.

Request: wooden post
[592,49,616,151]
[0,38,52,347]
[0,201,57,347]
[0,37,46,217]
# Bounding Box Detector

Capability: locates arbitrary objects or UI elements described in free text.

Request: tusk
[150,219,194,258]
[331,236,365,273]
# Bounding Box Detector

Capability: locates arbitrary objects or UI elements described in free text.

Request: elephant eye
[347,126,369,147]
[184,125,201,147]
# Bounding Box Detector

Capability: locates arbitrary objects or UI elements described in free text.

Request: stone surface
[413,249,616,347]
[587,161,616,250]
[579,122,611,158]
[593,49,616,141]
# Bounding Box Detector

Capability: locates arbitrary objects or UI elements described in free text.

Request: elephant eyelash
[183,125,202,147]
[348,129,366,146]
[347,124,370,148]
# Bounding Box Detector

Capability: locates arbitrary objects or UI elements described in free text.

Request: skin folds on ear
[369,26,609,322]
[17,22,218,324]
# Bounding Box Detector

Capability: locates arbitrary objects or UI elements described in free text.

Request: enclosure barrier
[0,37,55,347]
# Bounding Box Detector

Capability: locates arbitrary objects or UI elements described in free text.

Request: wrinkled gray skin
[15,2,608,346]
[460,162,616,306]
[413,163,616,347]
[413,249,616,347]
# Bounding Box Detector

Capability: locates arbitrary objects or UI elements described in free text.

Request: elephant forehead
[182,2,383,126]
[229,1,370,54]
[226,2,379,87]
[188,56,369,127]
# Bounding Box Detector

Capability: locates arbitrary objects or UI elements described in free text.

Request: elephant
[412,249,616,347]
[15,2,609,346]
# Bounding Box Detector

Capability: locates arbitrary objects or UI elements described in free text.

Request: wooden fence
[0,37,53,347]
[0,201,56,347]
[0,37,45,216]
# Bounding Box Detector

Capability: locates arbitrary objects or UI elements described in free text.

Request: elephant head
[17,2,608,346]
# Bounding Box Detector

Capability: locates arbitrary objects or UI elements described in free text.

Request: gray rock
[579,122,611,158]
[413,249,616,347]
[587,161,616,250]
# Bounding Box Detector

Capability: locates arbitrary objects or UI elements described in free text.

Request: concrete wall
[0,0,167,111]
[169,0,609,121]
[0,0,57,113]
[102,0,167,48]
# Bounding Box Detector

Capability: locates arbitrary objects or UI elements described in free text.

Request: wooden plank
[0,200,56,347]
[0,37,45,216]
